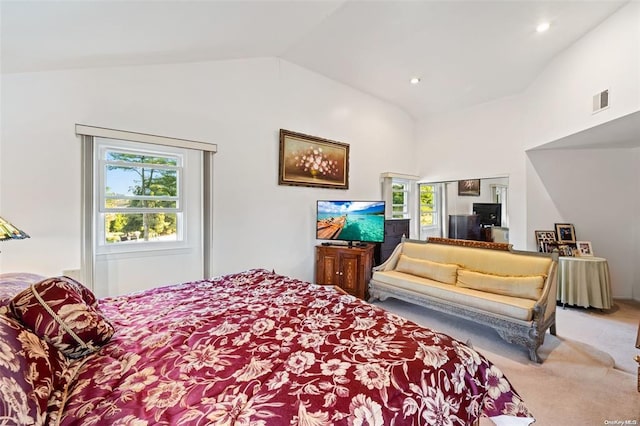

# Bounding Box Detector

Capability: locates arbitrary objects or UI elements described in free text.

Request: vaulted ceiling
[1,0,628,121]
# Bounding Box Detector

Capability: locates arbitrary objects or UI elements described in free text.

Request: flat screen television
[472,203,502,227]
[316,200,385,246]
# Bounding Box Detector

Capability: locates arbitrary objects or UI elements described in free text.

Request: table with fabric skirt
[556,256,613,309]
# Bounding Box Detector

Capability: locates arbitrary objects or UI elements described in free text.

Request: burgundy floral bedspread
[58,269,533,425]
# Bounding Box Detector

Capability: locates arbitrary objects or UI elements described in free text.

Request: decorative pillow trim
[29,284,98,355]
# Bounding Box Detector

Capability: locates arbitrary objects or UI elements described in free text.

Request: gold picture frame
[278,129,349,189]
[458,179,480,196]
[555,223,576,244]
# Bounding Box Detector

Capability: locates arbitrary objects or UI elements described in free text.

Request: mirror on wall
[418,177,509,243]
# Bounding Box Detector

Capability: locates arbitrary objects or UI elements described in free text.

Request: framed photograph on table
[576,241,593,257]
[555,223,576,244]
[535,230,557,253]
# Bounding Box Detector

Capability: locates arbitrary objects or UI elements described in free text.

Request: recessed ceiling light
[536,22,550,33]
[410,77,421,85]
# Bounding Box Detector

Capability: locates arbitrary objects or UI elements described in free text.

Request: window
[391,180,410,218]
[96,140,185,249]
[78,124,217,292]
[380,172,418,237]
[419,184,438,228]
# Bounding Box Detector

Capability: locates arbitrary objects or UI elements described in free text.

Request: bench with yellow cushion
[369,238,558,363]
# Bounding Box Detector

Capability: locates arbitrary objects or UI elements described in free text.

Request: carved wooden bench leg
[529,347,540,363]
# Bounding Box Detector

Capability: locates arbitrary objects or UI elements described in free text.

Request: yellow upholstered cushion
[395,254,458,285]
[371,270,536,321]
[401,242,552,277]
[456,269,544,301]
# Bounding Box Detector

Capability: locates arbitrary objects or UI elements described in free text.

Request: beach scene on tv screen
[317,201,384,242]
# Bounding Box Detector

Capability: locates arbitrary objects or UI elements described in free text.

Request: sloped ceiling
[1,0,628,121]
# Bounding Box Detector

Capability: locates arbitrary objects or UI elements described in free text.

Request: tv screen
[472,203,502,226]
[316,201,385,244]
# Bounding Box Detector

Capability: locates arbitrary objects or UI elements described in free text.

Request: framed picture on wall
[278,129,349,189]
[555,223,576,244]
[458,179,480,196]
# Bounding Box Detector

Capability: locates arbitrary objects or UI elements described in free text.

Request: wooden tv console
[315,243,374,300]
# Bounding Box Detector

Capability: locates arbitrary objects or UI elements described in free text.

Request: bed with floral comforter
[0,269,534,425]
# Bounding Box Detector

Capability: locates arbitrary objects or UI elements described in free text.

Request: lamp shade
[0,216,30,241]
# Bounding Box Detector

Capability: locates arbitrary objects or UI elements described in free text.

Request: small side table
[556,256,613,309]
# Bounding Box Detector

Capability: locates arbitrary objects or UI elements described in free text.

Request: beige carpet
[372,298,640,425]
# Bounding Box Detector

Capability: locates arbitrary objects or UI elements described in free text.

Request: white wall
[416,2,640,299]
[0,58,416,288]
[523,2,640,149]
[527,148,636,297]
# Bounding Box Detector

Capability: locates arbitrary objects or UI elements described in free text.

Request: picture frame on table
[554,223,576,244]
[557,244,574,257]
[576,241,594,257]
[458,179,481,196]
[535,230,557,253]
[278,129,349,189]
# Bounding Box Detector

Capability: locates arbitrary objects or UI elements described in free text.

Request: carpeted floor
[372,297,640,425]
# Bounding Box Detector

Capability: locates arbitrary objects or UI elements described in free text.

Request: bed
[0,269,534,425]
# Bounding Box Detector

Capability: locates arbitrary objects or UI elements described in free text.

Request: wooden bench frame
[368,238,558,363]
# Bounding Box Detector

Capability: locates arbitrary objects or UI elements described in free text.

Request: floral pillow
[10,277,115,359]
[58,275,98,307]
[0,315,69,424]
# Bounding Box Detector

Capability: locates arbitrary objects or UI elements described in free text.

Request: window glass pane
[420,213,434,226]
[392,191,405,205]
[97,142,187,250]
[419,184,437,227]
[420,206,435,225]
[104,213,178,243]
[391,180,409,219]
[420,185,435,205]
[105,166,177,198]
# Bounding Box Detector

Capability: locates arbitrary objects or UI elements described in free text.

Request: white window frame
[95,139,187,254]
[380,172,419,238]
[418,182,446,240]
[418,182,439,226]
[77,124,217,290]
[391,179,410,219]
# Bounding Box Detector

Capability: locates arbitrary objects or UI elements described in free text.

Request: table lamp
[0,216,30,241]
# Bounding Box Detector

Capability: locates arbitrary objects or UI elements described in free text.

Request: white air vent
[592,89,609,113]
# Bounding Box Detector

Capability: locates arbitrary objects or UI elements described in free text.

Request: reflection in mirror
[418,177,509,243]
